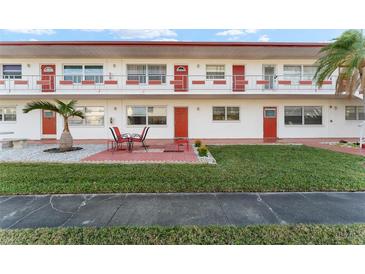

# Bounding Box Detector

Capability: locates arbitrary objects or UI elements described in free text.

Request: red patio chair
[131,127,150,151]
[109,127,130,151]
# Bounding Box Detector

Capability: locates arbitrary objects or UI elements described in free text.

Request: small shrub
[339,139,348,144]
[194,139,202,147]
[198,145,208,157]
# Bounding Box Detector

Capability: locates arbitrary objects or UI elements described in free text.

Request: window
[148,65,166,83]
[69,106,104,126]
[227,107,240,120]
[64,65,83,83]
[284,106,302,125]
[127,106,167,125]
[283,65,301,84]
[63,65,103,83]
[148,106,167,125]
[206,65,225,80]
[263,65,276,89]
[212,107,225,120]
[284,106,322,125]
[304,106,322,125]
[302,66,317,80]
[2,65,22,79]
[283,65,318,83]
[126,64,166,84]
[213,106,239,121]
[0,107,16,122]
[127,65,147,83]
[264,108,277,118]
[127,106,147,125]
[346,106,365,120]
[84,65,103,83]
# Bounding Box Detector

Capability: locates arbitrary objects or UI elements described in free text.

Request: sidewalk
[1,192,365,229]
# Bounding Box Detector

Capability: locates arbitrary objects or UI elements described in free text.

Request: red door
[41,64,56,92]
[174,65,188,92]
[232,65,245,92]
[42,110,57,136]
[263,107,277,139]
[174,107,188,137]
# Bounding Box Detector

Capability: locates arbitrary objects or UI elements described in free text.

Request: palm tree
[314,29,365,97]
[23,100,84,151]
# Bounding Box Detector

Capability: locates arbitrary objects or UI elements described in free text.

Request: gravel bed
[192,145,216,164]
[0,144,106,163]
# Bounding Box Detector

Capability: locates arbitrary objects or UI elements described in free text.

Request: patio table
[123,133,134,152]
[108,133,133,152]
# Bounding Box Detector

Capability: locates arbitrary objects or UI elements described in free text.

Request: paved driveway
[1,192,365,229]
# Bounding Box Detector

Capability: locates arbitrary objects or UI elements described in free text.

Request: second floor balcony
[0,74,338,96]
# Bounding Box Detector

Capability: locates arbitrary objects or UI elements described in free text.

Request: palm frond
[314,29,365,94]
[55,99,80,118]
[23,100,59,113]
[23,99,83,118]
[70,110,85,119]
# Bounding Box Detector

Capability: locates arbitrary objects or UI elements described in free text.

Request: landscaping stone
[0,144,106,163]
[192,145,216,164]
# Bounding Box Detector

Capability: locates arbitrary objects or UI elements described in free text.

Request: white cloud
[28,38,39,41]
[258,34,270,42]
[110,29,177,40]
[216,29,245,36]
[6,29,55,35]
[216,29,258,37]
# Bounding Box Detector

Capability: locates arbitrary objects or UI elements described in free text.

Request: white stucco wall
[1,58,334,94]
[1,98,363,140]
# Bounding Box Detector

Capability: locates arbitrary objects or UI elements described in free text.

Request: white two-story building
[0,41,363,140]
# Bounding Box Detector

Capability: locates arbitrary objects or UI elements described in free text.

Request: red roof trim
[0,41,327,47]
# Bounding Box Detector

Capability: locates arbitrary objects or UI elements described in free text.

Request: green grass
[0,145,364,195]
[1,224,364,244]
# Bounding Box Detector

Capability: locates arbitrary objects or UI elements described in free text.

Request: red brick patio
[81,142,198,163]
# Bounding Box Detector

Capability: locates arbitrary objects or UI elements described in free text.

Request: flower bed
[192,142,216,164]
[321,140,361,148]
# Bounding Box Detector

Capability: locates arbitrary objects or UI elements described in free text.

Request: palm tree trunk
[360,66,365,94]
[59,117,73,151]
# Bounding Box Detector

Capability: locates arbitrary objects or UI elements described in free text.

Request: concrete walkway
[1,192,365,229]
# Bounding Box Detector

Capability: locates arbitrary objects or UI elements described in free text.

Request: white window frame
[0,106,17,123]
[345,106,365,121]
[283,65,318,83]
[63,64,104,84]
[206,65,226,80]
[1,64,22,79]
[126,105,167,126]
[126,64,167,84]
[262,64,277,89]
[69,106,105,127]
[284,106,323,126]
[212,106,240,122]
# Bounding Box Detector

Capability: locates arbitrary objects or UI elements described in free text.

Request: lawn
[1,224,364,244]
[0,145,364,194]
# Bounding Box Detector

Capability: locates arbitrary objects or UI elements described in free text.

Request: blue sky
[0,29,347,42]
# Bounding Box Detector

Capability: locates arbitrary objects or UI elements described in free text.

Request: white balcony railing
[0,74,338,94]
